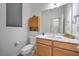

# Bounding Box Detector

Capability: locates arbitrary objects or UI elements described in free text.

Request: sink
[44,34,64,39]
[44,35,53,38]
[54,36,64,39]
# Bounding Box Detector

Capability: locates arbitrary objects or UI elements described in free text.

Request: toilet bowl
[21,36,36,56]
[21,44,34,55]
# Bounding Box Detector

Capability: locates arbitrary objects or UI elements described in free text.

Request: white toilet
[21,36,36,56]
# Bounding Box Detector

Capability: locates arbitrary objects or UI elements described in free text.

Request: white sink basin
[55,36,64,39]
[44,35,64,39]
[44,35,53,38]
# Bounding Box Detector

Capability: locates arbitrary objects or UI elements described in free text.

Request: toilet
[21,36,36,56]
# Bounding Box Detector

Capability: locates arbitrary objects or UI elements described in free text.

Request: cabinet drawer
[54,41,79,52]
[36,38,52,46]
[53,47,79,56]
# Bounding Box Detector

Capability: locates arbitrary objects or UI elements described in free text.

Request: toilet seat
[22,44,34,51]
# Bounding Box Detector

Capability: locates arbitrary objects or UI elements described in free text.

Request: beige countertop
[36,34,79,45]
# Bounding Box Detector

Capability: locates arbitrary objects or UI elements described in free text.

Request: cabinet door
[28,16,40,31]
[36,43,52,56]
[54,41,79,53]
[53,47,79,56]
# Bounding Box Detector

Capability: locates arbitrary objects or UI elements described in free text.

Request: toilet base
[20,50,35,56]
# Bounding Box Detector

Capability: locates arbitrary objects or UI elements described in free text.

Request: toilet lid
[22,44,34,51]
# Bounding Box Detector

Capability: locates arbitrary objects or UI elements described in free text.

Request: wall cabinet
[28,16,40,31]
[36,38,79,56]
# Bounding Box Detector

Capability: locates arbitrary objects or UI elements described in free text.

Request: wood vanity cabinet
[36,38,79,56]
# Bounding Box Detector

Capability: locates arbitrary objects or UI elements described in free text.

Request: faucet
[42,33,45,36]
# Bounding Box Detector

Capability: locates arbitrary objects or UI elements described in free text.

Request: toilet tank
[29,36,36,45]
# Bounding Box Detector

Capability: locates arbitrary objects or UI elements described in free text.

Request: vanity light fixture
[50,3,59,8]
[53,3,60,7]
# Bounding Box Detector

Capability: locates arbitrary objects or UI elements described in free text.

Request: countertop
[36,34,79,45]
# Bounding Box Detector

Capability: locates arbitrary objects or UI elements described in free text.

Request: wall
[0,3,30,56]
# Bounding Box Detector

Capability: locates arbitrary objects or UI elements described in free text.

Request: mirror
[41,3,72,34]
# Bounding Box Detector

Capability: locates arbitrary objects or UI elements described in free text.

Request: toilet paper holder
[14,41,21,47]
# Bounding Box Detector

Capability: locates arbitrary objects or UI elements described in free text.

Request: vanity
[35,34,79,56]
